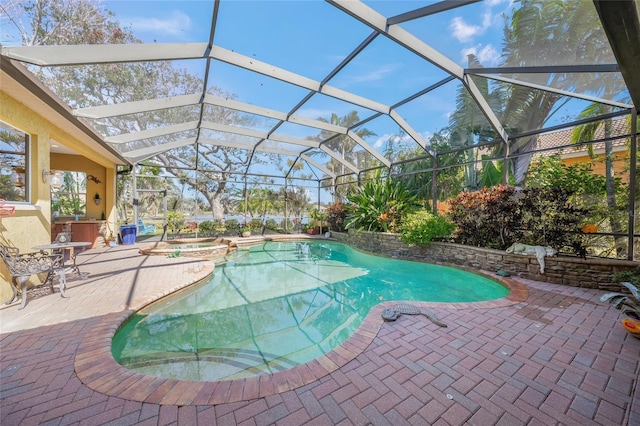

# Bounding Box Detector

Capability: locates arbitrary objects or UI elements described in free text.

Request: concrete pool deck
[1,238,639,425]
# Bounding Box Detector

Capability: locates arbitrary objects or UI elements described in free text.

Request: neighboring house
[533,118,630,181]
[0,59,129,302]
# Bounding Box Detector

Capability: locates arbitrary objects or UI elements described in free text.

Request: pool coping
[74,254,528,406]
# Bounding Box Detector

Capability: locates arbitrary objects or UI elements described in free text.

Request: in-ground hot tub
[139,238,230,258]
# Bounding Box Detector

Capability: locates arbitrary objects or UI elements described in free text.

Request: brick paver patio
[1,240,638,425]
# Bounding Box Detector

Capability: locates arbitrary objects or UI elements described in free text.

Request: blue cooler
[120,224,137,245]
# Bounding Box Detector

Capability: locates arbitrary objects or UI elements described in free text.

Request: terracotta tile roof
[534,118,629,157]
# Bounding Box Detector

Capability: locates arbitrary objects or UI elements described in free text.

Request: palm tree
[449,55,503,190]
[451,1,611,186]
[312,111,376,201]
[570,103,632,258]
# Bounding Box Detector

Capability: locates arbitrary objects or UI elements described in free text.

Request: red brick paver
[1,241,639,425]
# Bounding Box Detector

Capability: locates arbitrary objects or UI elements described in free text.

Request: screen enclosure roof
[1,0,638,183]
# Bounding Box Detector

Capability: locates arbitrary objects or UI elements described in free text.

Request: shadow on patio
[1,243,638,425]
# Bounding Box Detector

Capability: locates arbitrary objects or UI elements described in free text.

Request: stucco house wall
[0,75,122,302]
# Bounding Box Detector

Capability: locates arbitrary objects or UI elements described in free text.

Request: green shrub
[612,266,640,287]
[198,220,215,236]
[345,176,418,232]
[280,217,295,231]
[167,211,186,234]
[226,219,239,230]
[400,210,455,246]
[198,220,226,236]
[265,218,279,230]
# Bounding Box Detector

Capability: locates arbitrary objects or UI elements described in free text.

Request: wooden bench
[0,245,67,310]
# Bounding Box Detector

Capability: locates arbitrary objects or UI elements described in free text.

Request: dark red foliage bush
[326,202,347,232]
[447,185,586,251]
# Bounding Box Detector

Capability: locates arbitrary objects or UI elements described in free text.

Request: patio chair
[137,219,156,235]
[0,244,67,310]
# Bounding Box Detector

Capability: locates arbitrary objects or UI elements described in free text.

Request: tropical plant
[311,111,376,202]
[446,2,614,187]
[600,282,640,320]
[400,210,455,246]
[326,202,347,232]
[516,187,588,251]
[345,175,418,233]
[395,132,465,201]
[571,109,632,258]
[526,154,628,257]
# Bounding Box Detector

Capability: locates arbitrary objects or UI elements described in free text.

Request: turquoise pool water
[112,240,508,381]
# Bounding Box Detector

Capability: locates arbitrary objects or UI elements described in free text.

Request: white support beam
[327,0,464,78]
[204,94,349,133]
[476,74,634,110]
[204,94,288,121]
[388,110,434,158]
[268,134,320,148]
[1,43,208,66]
[210,45,320,92]
[8,41,391,133]
[320,85,389,114]
[300,154,337,179]
[320,145,360,174]
[75,94,201,118]
[198,138,302,158]
[197,138,257,151]
[288,115,346,133]
[463,75,508,143]
[200,121,320,148]
[201,120,267,140]
[106,121,199,144]
[255,146,302,157]
[347,131,391,167]
[125,137,197,161]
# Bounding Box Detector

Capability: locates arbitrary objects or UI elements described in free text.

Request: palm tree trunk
[604,118,626,257]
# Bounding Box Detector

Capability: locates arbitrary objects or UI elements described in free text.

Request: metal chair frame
[0,245,67,310]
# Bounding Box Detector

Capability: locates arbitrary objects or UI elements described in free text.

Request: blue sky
[104,0,517,148]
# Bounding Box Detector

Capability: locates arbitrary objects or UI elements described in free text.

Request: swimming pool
[113,240,508,381]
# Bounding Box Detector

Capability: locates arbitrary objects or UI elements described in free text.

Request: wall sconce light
[87,174,101,184]
[42,169,63,190]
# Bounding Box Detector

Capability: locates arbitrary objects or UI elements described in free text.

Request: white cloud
[450,0,511,44]
[461,44,500,67]
[450,17,482,43]
[486,0,513,7]
[127,10,192,36]
[342,64,399,85]
[372,132,413,149]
